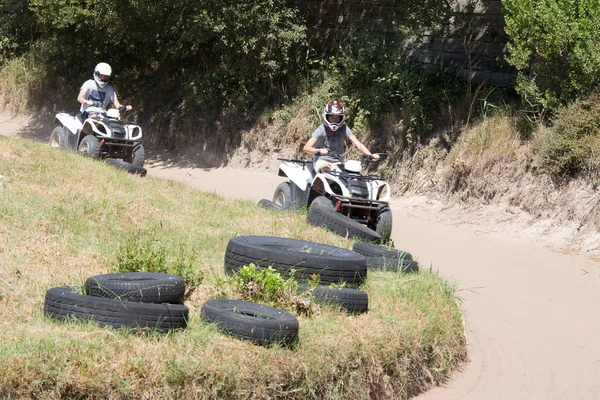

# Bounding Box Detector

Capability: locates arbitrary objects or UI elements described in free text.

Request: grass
[0,136,466,399]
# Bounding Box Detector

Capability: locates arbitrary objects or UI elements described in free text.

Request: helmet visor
[326,114,343,123]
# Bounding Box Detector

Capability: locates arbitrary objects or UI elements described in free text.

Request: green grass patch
[0,136,466,399]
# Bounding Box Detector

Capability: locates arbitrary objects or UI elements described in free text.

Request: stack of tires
[44,272,189,332]
[208,235,371,346]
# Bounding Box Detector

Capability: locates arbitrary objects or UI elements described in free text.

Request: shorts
[314,156,341,173]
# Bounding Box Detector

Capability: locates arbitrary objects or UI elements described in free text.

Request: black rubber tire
[310,195,335,211]
[224,235,367,285]
[376,206,393,242]
[306,204,381,243]
[201,299,299,346]
[298,285,368,314]
[78,135,100,157]
[258,198,284,211]
[44,286,188,332]
[49,126,67,149]
[273,182,292,209]
[352,242,413,260]
[131,144,145,167]
[85,272,185,304]
[105,158,147,176]
[365,256,419,273]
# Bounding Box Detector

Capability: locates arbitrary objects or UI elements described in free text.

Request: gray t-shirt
[79,79,117,113]
[311,124,354,161]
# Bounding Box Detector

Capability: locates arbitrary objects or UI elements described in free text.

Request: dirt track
[3,113,600,399]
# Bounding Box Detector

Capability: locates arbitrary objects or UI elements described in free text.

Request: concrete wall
[302,0,515,87]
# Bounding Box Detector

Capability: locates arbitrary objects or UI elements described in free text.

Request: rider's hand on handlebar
[371,153,380,161]
[318,148,328,156]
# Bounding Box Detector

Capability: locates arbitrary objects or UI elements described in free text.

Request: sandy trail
[3,114,600,399]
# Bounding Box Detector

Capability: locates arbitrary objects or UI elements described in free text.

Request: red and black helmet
[322,100,345,131]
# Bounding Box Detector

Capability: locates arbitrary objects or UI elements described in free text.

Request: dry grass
[0,136,466,399]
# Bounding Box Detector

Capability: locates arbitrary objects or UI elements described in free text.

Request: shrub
[503,0,600,108]
[537,93,600,180]
[114,229,203,300]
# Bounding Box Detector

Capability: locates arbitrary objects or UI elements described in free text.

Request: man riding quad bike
[49,62,145,167]
[272,100,392,241]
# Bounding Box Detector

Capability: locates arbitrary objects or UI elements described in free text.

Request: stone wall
[301,0,515,86]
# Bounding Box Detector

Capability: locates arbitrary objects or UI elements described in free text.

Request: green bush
[114,229,203,300]
[503,0,600,108]
[326,36,463,140]
[538,93,600,180]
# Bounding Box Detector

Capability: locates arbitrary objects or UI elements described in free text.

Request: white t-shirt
[79,79,118,113]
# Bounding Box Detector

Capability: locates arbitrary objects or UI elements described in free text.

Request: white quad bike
[49,105,145,167]
[274,153,393,240]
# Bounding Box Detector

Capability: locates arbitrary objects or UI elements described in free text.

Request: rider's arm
[349,136,379,160]
[77,88,93,106]
[303,137,327,155]
[111,96,132,111]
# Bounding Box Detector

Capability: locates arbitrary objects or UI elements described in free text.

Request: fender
[126,125,143,141]
[313,174,351,197]
[55,113,83,136]
[84,119,113,138]
[278,162,313,191]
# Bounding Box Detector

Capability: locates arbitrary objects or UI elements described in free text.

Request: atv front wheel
[49,126,67,149]
[78,135,100,157]
[376,206,393,242]
[130,144,145,167]
[273,182,292,209]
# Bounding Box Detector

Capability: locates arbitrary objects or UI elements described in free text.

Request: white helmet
[94,62,112,88]
[323,100,345,131]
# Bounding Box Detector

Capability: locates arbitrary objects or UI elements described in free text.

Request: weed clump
[537,93,600,181]
[114,228,203,300]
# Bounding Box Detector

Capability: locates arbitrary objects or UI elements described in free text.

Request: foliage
[18,0,309,114]
[227,264,312,313]
[537,93,600,180]
[114,228,203,299]
[0,0,40,62]
[503,0,600,108]
[326,36,464,140]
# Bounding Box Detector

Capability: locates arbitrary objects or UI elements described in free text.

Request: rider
[303,100,380,172]
[77,62,132,119]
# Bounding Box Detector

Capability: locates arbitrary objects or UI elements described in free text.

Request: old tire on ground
[49,126,67,149]
[258,198,284,211]
[201,299,299,346]
[307,204,381,243]
[309,195,335,211]
[298,284,368,314]
[105,158,147,176]
[376,206,393,243]
[352,242,413,261]
[224,235,367,285]
[365,256,419,273]
[85,272,185,304]
[273,182,292,209]
[78,134,100,157]
[44,286,188,331]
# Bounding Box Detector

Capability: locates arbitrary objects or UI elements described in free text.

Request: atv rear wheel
[49,126,67,149]
[273,182,292,209]
[78,135,100,157]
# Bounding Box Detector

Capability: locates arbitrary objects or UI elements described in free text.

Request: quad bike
[274,153,393,240]
[49,105,145,167]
